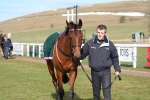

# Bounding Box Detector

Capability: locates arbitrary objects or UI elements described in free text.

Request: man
[7,33,13,56]
[80,24,121,100]
[3,34,9,59]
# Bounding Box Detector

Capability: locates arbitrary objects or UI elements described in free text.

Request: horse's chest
[64,61,76,70]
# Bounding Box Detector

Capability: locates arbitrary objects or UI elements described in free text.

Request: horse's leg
[56,70,64,100]
[68,69,77,100]
[46,60,57,89]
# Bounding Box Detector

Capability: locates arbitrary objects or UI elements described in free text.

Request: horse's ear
[78,19,82,28]
[66,20,69,26]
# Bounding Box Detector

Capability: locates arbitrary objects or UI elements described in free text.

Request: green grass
[0,58,150,100]
[12,27,64,43]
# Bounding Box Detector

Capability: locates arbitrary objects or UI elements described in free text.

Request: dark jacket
[80,36,121,72]
[3,38,13,48]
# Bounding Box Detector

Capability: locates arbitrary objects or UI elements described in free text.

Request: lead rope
[79,61,122,89]
[79,61,92,83]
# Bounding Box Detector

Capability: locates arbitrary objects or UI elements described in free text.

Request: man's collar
[94,35,108,43]
[93,35,109,47]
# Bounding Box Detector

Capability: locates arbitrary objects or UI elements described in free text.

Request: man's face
[96,29,106,40]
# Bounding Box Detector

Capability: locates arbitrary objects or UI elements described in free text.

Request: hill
[0,1,149,42]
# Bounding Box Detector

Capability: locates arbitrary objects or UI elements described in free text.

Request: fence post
[27,44,30,57]
[71,9,74,21]
[117,46,121,65]
[67,10,70,22]
[21,43,24,56]
[133,47,137,68]
[38,44,42,58]
[32,44,35,57]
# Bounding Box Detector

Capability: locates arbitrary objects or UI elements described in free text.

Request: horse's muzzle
[73,50,81,58]
[74,53,80,58]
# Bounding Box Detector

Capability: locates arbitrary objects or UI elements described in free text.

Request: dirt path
[121,69,150,78]
[9,56,150,78]
[11,56,46,64]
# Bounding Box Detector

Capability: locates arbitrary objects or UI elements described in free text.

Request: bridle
[58,28,83,58]
[69,28,83,46]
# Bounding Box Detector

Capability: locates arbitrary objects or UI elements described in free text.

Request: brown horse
[46,19,83,100]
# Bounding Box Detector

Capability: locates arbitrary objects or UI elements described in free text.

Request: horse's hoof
[56,95,63,100]
[56,89,64,100]
[68,91,75,100]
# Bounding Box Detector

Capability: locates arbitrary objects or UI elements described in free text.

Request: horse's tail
[63,73,69,84]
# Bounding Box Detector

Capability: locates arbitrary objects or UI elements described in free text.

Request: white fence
[12,43,43,58]
[115,44,150,68]
[12,43,150,68]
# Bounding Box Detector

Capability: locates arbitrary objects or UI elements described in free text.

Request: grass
[0,58,150,100]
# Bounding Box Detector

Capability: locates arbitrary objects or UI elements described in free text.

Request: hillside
[0,1,149,42]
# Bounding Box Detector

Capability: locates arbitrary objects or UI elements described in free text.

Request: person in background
[7,33,13,56]
[80,24,121,100]
[3,34,9,59]
[3,33,13,59]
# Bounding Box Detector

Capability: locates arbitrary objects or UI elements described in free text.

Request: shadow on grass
[121,64,132,67]
[51,91,93,100]
[144,66,150,69]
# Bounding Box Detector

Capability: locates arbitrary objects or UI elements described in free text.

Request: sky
[0,0,122,22]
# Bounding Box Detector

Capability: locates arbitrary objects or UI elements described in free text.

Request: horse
[46,19,83,100]
[0,33,4,57]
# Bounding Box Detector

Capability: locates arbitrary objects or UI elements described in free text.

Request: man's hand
[115,71,120,76]
[115,71,122,80]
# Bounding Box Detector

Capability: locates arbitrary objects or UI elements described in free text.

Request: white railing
[12,43,150,68]
[12,43,43,58]
[115,43,150,68]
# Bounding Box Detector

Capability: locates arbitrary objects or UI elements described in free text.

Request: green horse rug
[43,32,60,59]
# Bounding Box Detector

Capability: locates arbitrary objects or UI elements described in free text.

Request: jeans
[91,68,111,100]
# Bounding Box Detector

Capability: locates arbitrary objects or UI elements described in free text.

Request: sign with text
[117,47,134,62]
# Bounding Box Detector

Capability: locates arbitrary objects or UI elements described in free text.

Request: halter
[56,28,83,58]
[68,28,83,49]
[68,28,82,32]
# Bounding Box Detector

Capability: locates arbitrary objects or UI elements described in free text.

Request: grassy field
[0,58,150,100]
[0,1,150,99]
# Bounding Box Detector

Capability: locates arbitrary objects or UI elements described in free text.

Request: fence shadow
[144,66,150,69]
[51,91,93,100]
[120,63,132,67]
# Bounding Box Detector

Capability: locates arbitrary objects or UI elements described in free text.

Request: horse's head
[65,19,83,58]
